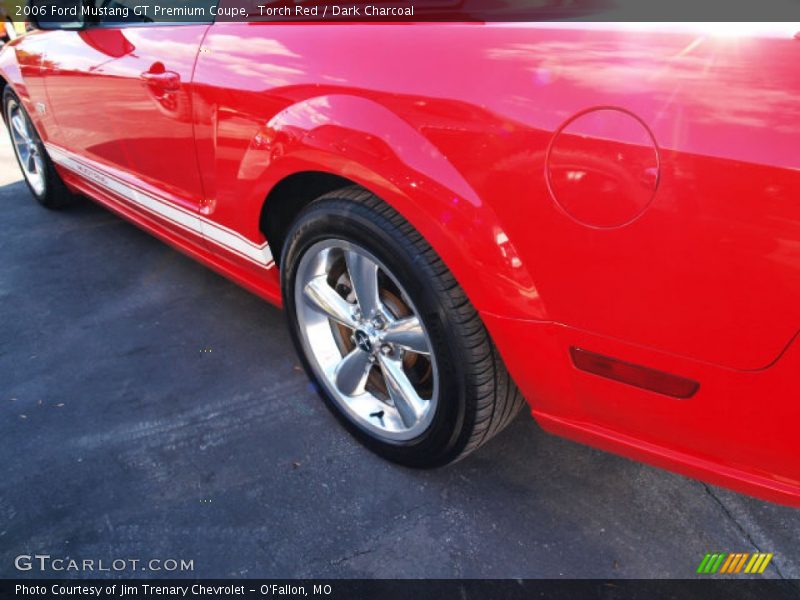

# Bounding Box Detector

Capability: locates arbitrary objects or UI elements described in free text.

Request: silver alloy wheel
[294,239,439,441]
[7,98,46,197]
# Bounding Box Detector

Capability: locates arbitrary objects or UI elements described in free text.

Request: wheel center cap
[354,329,373,354]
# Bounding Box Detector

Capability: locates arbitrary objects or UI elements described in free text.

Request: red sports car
[2,15,799,506]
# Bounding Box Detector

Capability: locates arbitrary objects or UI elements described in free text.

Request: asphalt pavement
[1,131,799,580]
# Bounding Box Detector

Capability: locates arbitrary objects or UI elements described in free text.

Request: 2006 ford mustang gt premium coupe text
[2,15,799,506]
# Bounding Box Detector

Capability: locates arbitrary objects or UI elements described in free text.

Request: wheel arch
[0,50,31,129]
[0,48,24,98]
[0,70,11,124]
[254,93,548,321]
[259,171,353,269]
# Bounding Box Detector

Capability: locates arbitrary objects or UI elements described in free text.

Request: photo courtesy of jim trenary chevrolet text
[15,583,319,597]
[1,0,799,598]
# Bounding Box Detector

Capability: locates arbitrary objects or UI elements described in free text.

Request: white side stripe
[46,144,274,268]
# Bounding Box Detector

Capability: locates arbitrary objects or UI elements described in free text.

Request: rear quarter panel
[194,22,800,373]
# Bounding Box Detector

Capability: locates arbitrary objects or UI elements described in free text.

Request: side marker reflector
[570,347,699,399]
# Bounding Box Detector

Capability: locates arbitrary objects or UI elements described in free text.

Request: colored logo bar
[696,553,773,574]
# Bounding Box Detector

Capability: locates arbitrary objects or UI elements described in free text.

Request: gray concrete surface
[1,132,799,580]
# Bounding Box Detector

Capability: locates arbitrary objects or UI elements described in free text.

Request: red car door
[42,16,211,245]
[40,29,131,173]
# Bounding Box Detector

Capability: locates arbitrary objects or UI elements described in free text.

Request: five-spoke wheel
[295,240,438,441]
[6,96,46,197]
[3,86,74,208]
[282,187,524,467]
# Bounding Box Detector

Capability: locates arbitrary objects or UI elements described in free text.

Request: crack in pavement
[325,503,440,569]
[702,483,793,583]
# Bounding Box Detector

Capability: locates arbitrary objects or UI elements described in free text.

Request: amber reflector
[570,347,699,399]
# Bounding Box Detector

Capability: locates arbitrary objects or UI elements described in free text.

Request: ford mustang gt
[2,13,799,506]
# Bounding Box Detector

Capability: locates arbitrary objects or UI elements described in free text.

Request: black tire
[3,86,74,209]
[281,186,525,467]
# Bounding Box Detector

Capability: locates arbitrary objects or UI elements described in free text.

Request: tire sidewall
[281,195,474,467]
[3,87,48,202]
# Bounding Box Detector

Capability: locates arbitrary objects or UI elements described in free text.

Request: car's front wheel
[281,186,525,467]
[3,86,74,209]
